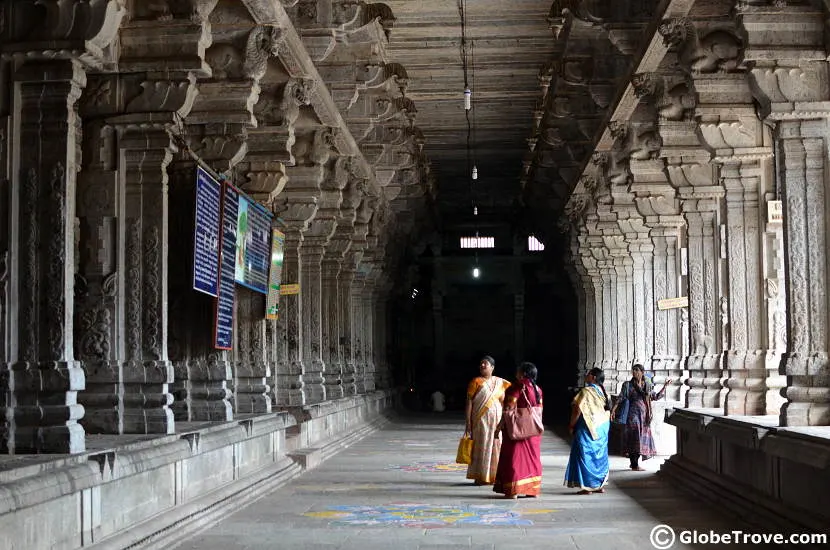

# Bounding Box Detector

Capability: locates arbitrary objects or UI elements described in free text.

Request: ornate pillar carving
[273,201,317,407]
[740,3,830,425]
[292,161,330,405]
[361,272,377,393]
[73,83,124,435]
[7,60,87,453]
[339,256,358,396]
[351,271,367,394]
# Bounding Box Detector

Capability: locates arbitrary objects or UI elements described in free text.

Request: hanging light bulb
[472,267,481,278]
[471,165,478,180]
[464,87,471,110]
[473,206,478,216]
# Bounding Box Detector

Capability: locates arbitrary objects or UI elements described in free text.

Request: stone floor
[177,414,823,550]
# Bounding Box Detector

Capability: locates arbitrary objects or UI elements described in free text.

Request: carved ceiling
[384,0,557,222]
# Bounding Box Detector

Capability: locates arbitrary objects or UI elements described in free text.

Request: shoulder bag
[613,381,630,425]
[502,386,544,441]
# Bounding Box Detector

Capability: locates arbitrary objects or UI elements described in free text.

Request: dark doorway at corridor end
[388,237,579,426]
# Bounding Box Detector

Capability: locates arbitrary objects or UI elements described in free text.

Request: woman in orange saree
[465,356,512,485]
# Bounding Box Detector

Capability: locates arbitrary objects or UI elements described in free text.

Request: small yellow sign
[280,283,300,295]
[657,296,689,310]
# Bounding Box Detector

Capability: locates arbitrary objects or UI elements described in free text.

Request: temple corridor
[176,414,799,550]
[4,0,830,548]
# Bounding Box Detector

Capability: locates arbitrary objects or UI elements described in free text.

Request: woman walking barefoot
[564,368,611,495]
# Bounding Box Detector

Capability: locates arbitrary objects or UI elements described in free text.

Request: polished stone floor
[177,414,820,550]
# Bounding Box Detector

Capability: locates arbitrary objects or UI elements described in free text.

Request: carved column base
[302,359,326,404]
[236,361,272,414]
[342,361,357,396]
[324,362,344,400]
[685,365,725,409]
[765,352,787,416]
[182,360,233,421]
[6,361,86,453]
[364,360,376,393]
[782,376,830,426]
[122,360,174,434]
[79,361,123,434]
[723,351,768,416]
[276,361,305,407]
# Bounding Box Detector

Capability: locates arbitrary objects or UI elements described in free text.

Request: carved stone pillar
[352,272,368,394]
[774,128,829,425]
[75,109,123,435]
[6,60,87,453]
[300,236,327,404]
[682,203,724,408]
[274,213,312,407]
[721,161,768,415]
[322,260,343,400]
[649,225,686,403]
[118,125,177,434]
[629,239,654,367]
[339,262,357,396]
[361,273,377,393]
[236,290,271,414]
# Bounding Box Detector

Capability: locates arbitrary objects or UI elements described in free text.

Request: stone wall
[0,391,393,550]
[663,408,830,533]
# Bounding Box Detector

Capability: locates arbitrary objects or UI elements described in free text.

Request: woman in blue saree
[564,367,611,494]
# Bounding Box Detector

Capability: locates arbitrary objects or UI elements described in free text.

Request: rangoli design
[304,503,556,527]
[385,461,467,472]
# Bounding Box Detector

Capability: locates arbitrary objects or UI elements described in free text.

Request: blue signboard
[214,183,239,350]
[234,195,272,294]
[193,167,222,296]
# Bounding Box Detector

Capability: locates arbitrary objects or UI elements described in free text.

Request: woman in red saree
[493,362,543,499]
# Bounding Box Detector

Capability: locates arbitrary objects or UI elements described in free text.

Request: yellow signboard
[657,296,689,310]
[280,283,301,295]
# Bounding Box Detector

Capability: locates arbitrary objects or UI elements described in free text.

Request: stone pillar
[775,128,830,425]
[431,286,444,378]
[339,262,357,396]
[118,124,177,434]
[373,285,391,390]
[514,292,525,363]
[650,226,686,403]
[630,239,655,367]
[352,272,367,394]
[721,161,768,415]
[6,60,87,453]
[322,260,344,400]
[236,290,271,414]
[682,203,724,408]
[75,108,123,435]
[739,4,829,425]
[274,211,312,407]
[300,237,327,404]
[361,274,377,393]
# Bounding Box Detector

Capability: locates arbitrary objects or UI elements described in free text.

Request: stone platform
[662,408,830,534]
[0,392,393,550]
[176,414,826,550]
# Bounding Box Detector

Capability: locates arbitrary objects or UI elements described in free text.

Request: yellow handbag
[456,435,473,464]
